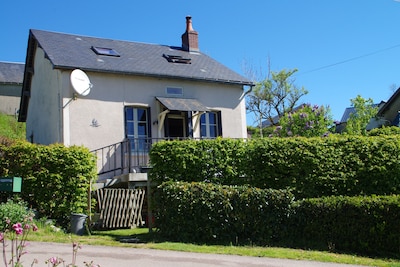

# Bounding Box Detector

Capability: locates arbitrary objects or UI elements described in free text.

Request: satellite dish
[70,69,92,96]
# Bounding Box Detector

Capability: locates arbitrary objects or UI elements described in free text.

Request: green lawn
[27,226,400,267]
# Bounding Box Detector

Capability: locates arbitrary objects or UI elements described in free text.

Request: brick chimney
[181,16,199,52]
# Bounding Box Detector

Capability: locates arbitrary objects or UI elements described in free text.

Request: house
[18,16,254,182]
[375,87,400,127]
[0,62,24,115]
[335,101,389,133]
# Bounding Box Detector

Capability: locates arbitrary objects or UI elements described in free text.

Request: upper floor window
[166,87,183,97]
[200,111,222,138]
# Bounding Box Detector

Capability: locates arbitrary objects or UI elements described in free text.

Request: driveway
[16,242,367,267]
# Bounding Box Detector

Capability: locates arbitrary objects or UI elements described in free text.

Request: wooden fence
[96,188,146,229]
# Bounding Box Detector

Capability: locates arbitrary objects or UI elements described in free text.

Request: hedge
[154,181,293,245]
[290,195,400,257]
[154,182,400,258]
[150,135,400,198]
[0,141,97,227]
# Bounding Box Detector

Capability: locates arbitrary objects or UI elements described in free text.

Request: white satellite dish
[70,69,92,96]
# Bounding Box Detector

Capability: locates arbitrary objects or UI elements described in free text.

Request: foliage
[150,138,247,185]
[0,216,99,267]
[0,141,97,228]
[246,126,274,138]
[0,199,33,232]
[150,136,400,198]
[0,113,25,141]
[0,214,38,267]
[246,69,308,136]
[290,195,400,258]
[153,181,400,258]
[154,181,293,245]
[367,126,400,136]
[344,95,378,135]
[272,103,334,137]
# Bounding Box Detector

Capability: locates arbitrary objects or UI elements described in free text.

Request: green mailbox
[0,177,22,192]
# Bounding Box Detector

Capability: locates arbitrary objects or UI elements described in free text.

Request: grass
[26,224,400,267]
[0,113,25,140]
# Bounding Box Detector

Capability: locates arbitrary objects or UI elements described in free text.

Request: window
[125,107,150,150]
[163,54,191,64]
[91,46,120,57]
[166,87,183,96]
[200,111,222,138]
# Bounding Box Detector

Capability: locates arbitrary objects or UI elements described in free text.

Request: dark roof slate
[0,62,24,84]
[30,29,253,86]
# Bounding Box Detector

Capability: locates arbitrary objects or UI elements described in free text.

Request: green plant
[0,218,99,267]
[0,142,97,228]
[0,113,25,141]
[274,103,333,137]
[0,199,33,232]
[0,214,38,267]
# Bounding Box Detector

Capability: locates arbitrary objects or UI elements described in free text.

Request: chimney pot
[182,16,199,52]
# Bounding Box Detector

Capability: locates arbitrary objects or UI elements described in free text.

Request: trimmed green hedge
[0,141,97,227]
[290,195,400,257]
[150,136,400,198]
[154,182,400,257]
[154,181,293,245]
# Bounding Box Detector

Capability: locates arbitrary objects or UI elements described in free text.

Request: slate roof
[0,62,24,84]
[28,29,254,86]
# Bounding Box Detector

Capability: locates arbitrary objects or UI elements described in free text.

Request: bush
[289,195,400,258]
[150,138,247,185]
[154,181,294,245]
[150,136,400,198]
[0,141,97,228]
[0,199,33,232]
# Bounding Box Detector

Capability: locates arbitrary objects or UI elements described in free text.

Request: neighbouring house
[0,62,24,115]
[335,101,389,133]
[18,16,254,183]
[375,87,400,127]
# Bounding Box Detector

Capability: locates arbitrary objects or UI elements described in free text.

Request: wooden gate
[96,188,145,229]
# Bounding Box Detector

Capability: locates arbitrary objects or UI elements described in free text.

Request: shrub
[0,199,33,232]
[150,136,400,198]
[289,195,400,258]
[0,141,96,228]
[154,181,294,245]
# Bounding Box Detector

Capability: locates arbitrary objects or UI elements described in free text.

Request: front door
[165,113,186,138]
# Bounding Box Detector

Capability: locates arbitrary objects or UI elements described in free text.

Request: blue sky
[2,0,400,126]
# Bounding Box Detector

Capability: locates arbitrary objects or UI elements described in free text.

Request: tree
[345,95,378,135]
[272,104,333,137]
[246,69,308,136]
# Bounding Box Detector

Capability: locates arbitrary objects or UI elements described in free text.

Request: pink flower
[12,223,23,235]
[0,232,3,242]
[49,257,58,264]
[32,224,38,232]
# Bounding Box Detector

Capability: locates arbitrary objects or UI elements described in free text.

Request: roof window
[163,54,191,64]
[91,46,120,57]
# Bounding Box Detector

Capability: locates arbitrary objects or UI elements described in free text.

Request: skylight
[91,46,120,57]
[163,54,191,64]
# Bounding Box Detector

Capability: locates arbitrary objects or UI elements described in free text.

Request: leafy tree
[271,104,333,137]
[246,69,308,136]
[345,95,378,135]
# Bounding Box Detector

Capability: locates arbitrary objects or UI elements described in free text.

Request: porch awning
[156,97,209,112]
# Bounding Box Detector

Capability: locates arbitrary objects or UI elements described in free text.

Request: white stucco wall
[25,48,62,144]
[0,83,21,115]
[63,73,247,151]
